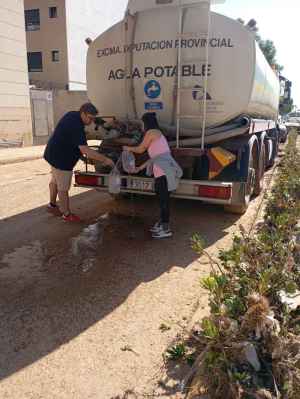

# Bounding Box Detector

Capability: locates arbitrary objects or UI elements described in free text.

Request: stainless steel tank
[87,1,280,131]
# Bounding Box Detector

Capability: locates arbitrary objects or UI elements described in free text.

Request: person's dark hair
[142,112,160,131]
[79,102,98,115]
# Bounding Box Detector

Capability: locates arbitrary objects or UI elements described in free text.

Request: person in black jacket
[44,102,114,222]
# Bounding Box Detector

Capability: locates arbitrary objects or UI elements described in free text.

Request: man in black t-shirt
[44,102,114,222]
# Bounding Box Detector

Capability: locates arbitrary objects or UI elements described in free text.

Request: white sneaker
[152,229,173,239]
[150,221,162,233]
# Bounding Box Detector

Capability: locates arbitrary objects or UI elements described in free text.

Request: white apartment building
[24,0,128,91]
[0,0,32,146]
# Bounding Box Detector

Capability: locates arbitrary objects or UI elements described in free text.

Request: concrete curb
[0,146,45,166]
[0,154,44,166]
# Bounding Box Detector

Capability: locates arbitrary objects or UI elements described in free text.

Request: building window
[25,9,40,31]
[27,52,43,72]
[51,50,60,62]
[49,7,58,18]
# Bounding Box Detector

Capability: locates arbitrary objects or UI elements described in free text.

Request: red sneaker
[47,204,63,217]
[62,213,81,222]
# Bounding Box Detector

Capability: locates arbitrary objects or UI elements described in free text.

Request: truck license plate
[130,179,153,191]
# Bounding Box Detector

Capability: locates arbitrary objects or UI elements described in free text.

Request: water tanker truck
[75,0,282,214]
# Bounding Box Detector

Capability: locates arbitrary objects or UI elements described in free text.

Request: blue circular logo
[144,80,161,99]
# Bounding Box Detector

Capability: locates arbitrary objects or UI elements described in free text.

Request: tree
[237,18,293,114]
[280,98,293,114]
[237,18,283,71]
[259,39,283,71]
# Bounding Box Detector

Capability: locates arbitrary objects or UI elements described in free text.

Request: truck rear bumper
[74,171,247,207]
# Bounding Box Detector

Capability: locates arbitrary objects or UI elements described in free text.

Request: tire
[254,143,265,196]
[265,140,272,169]
[224,144,257,215]
[281,134,287,143]
[270,133,279,166]
[266,130,279,168]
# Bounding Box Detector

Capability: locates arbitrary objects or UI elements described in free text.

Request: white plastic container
[87,2,279,131]
[108,167,121,194]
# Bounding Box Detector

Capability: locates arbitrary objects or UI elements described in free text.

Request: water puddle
[71,213,109,273]
[0,241,44,279]
[0,211,139,279]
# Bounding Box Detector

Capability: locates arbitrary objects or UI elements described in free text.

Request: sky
[211,0,300,108]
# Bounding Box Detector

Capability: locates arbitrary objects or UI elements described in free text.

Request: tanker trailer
[75,0,281,214]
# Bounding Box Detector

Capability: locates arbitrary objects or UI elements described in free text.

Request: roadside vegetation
[167,130,300,398]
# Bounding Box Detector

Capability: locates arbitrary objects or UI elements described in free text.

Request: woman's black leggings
[154,176,170,225]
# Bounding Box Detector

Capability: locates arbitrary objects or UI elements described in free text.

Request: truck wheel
[224,145,256,215]
[264,139,271,169]
[254,143,265,196]
[269,131,279,166]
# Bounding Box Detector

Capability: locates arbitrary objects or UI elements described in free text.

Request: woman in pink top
[123,113,174,239]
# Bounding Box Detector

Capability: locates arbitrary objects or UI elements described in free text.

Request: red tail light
[75,175,101,186]
[198,185,231,200]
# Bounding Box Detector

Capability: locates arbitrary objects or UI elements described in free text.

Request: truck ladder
[176,0,212,150]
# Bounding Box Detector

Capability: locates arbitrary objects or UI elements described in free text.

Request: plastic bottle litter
[122,150,136,174]
[108,166,121,194]
[71,213,109,272]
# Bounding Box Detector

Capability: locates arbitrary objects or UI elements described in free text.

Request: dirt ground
[0,159,274,399]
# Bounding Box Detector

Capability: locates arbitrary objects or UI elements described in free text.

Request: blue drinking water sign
[144,102,164,111]
[144,80,161,99]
